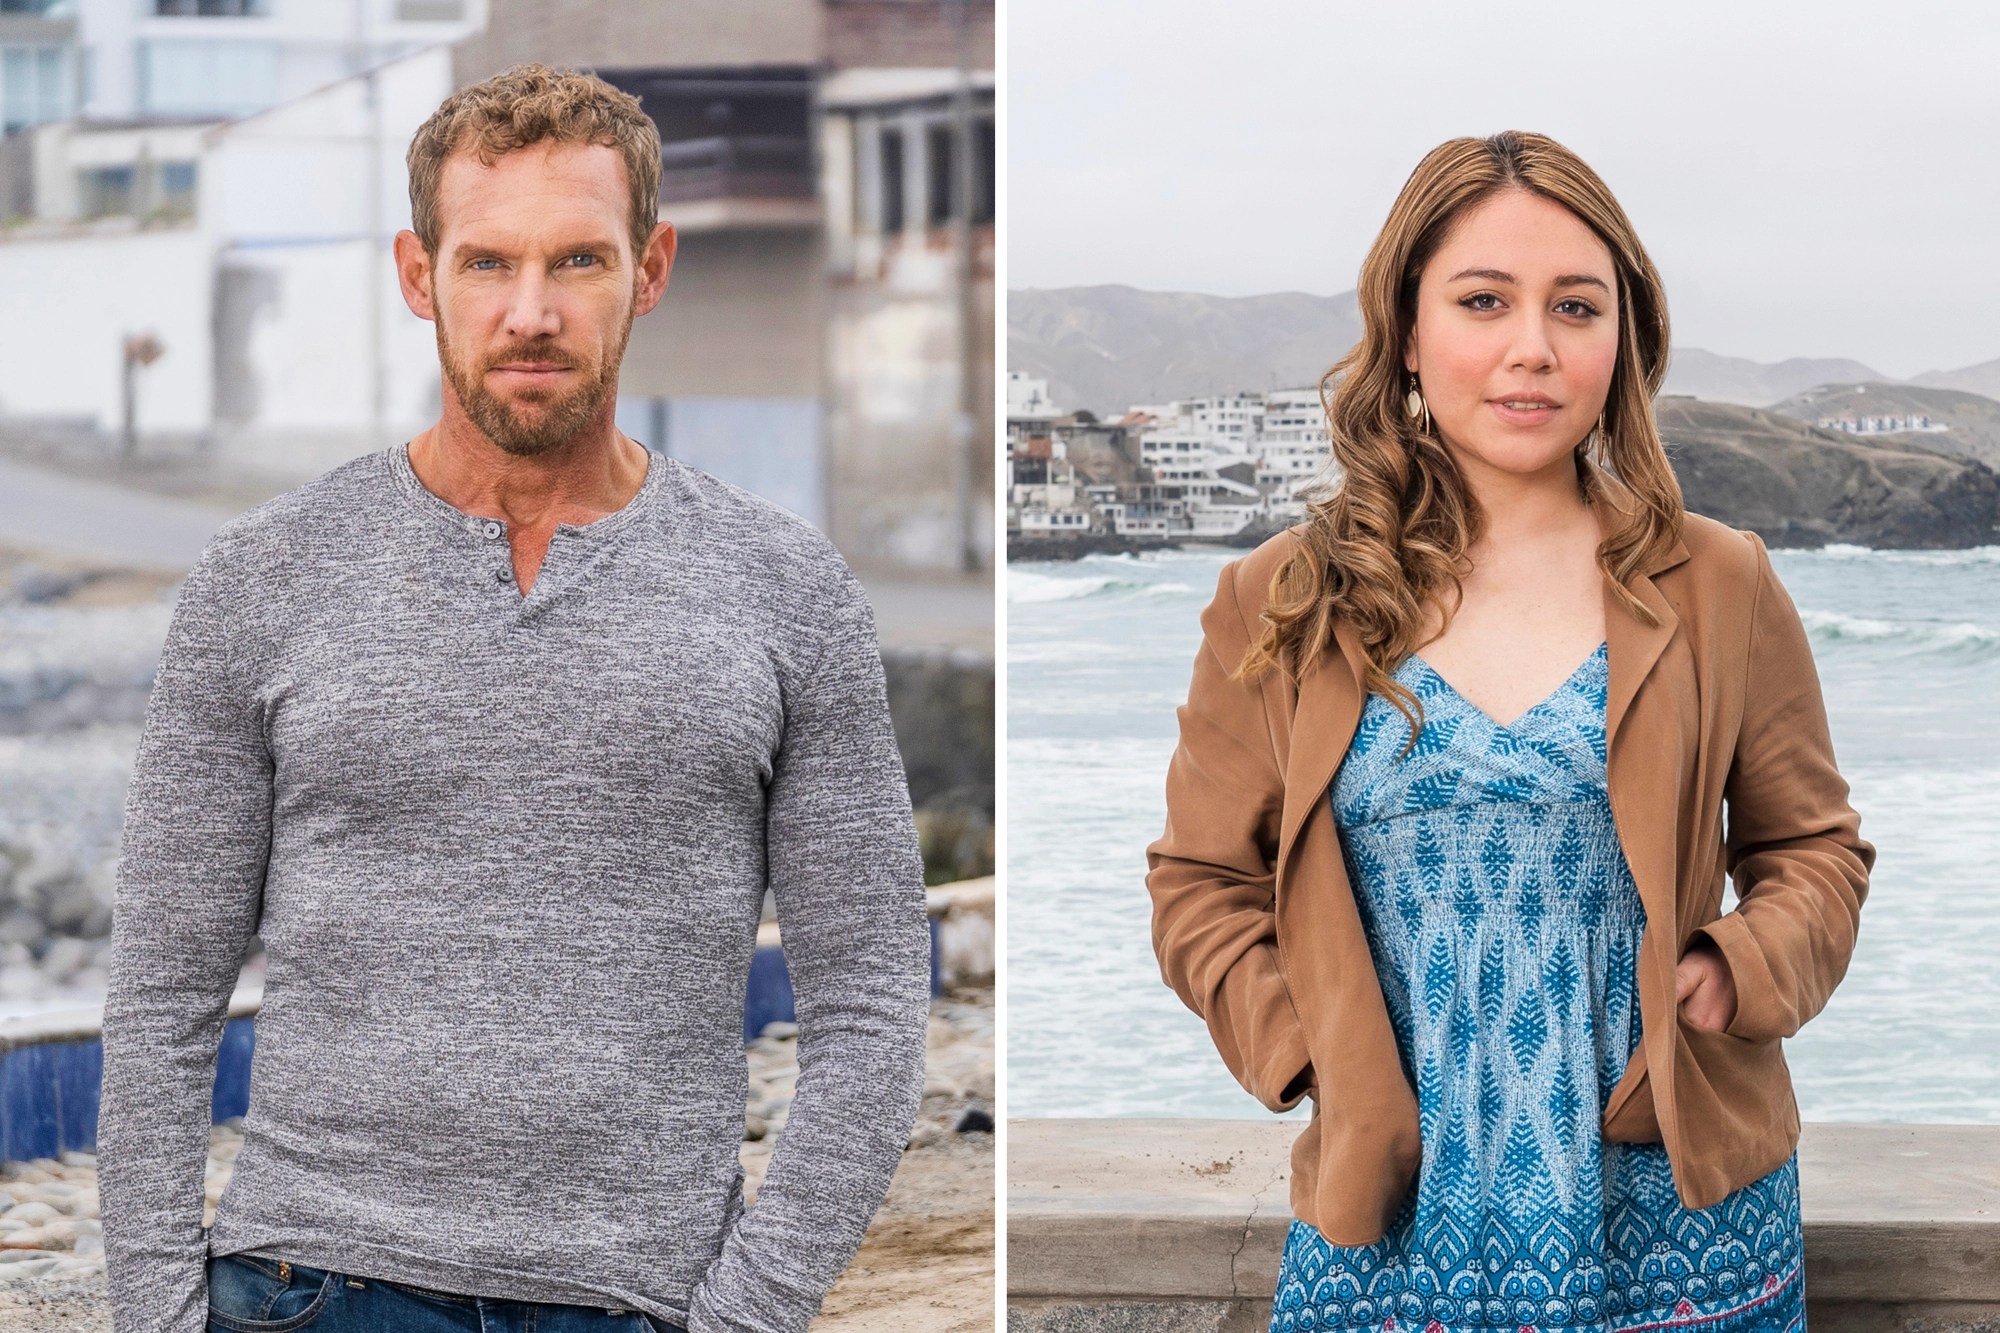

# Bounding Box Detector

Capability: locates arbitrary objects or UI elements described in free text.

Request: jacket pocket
[1600,1038,1661,1143]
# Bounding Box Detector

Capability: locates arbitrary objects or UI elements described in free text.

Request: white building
[0,42,460,476]
[1178,391,1263,443]
[1257,385,1335,497]
[76,0,483,124]
[1007,369,1058,420]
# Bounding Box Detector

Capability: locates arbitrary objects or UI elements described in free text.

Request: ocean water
[1007,542,2000,1122]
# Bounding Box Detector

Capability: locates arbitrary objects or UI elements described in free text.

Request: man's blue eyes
[468,256,600,271]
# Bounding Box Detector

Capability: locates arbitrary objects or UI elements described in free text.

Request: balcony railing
[657,135,813,205]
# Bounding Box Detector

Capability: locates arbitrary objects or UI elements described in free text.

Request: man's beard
[434,296,635,458]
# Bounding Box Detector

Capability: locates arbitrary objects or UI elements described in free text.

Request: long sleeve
[98,539,273,1333]
[1145,557,1313,1113]
[685,568,931,1333]
[1692,529,1875,1043]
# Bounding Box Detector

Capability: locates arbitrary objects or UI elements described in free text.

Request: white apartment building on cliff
[1008,384,1342,543]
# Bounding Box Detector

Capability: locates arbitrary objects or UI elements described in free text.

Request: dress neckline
[1404,640,1607,733]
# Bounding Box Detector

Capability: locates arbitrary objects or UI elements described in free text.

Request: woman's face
[1403,187,1621,490]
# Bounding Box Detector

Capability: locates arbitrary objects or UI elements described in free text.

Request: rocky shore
[0,983,995,1331]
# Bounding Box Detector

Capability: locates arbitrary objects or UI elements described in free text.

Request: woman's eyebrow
[1447,266,1612,293]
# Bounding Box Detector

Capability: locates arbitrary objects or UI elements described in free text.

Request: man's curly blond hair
[406,63,663,260]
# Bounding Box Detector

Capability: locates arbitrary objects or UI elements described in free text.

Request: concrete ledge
[1008,1118,2000,1332]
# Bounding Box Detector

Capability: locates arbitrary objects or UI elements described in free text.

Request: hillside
[1656,397,1999,548]
[1913,357,2000,399]
[1767,381,2000,471]
[1008,285,1360,414]
[1010,284,1999,416]
[1658,348,1890,407]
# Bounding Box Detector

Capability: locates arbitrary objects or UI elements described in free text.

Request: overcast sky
[1007,1,2000,379]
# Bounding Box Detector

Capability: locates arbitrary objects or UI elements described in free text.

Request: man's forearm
[97,543,273,1333]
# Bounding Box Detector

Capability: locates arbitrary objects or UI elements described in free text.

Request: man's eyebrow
[448,239,622,261]
[1446,266,1612,293]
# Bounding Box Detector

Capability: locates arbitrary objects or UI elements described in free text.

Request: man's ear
[633,222,677,318]
[393,229,437,322]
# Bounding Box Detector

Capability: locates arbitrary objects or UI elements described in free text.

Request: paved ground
[0,458,236,573]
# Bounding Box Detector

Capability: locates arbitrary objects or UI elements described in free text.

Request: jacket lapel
[1275,619,1364,892]
[1273,492,1691,905]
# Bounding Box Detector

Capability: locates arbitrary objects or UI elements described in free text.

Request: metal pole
[360,0,386,450]
[121,345,137,463]
[949,0,981,573]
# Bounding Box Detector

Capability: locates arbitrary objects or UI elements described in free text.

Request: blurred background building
[0,0,996,577]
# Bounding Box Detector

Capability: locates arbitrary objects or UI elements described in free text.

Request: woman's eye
[1461,292,1502,312]
[1556,298,1600,317]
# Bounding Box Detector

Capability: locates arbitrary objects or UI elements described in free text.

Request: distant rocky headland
[1656,397,2000,549]
[1007,283,2000,559]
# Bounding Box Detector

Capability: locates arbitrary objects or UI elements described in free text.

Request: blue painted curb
[0,919,943,1161]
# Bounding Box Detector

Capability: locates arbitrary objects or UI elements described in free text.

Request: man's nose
[501,269,562,341]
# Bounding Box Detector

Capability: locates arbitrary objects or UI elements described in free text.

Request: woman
[1146,130,1873,1333]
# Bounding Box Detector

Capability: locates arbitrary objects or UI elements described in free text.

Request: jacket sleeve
[98,539,272,1333]
[686,564,931,1333]
[1691,529,1875,1043]
[1145,556,1313,1112]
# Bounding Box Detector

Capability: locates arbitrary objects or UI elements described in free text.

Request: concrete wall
[452,0,822,83]
[822,1,995,70]
[621,227,823,398]
[0,223,216,437]
[197,43,456,476]
[825,252,992,569]
[1009,1118,2000,1333]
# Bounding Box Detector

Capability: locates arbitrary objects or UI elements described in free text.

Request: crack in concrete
[1229,1161,1288,1301]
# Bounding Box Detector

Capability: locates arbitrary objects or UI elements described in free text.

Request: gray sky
[1007,0,2000,379]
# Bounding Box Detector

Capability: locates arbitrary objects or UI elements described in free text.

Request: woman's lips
[1489,398,1559,426]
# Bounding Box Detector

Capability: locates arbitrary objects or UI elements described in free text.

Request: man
[96,64,931,1333]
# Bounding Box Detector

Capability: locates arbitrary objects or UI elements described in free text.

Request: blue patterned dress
[1270,641,1806,1333]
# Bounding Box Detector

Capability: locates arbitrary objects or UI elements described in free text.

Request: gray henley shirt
[96,442,932,1333]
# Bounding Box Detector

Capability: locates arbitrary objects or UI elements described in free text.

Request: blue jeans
[205,1253,688,1333]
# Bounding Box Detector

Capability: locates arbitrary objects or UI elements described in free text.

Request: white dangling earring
[1404,373,1431,436]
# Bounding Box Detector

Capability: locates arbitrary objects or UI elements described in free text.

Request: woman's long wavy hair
[1236,130,1686,753]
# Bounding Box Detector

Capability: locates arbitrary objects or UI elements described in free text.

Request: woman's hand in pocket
[1675,936,1740,1034]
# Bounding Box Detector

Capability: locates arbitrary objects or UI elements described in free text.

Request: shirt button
[495,568,513,584]
[482,521,503,539]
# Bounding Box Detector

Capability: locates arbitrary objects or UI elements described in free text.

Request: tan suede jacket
[1146,496,1876,1244]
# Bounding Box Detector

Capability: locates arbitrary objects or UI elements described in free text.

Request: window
[79,164,133,218]
[0,44,66,134]
[153,0,268,15]
[0,0,73,14]
[158,160,196,216]
[879,125,904,233]
[139,38,277,115]
[971,114,994,224]
[925,121,952,227]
